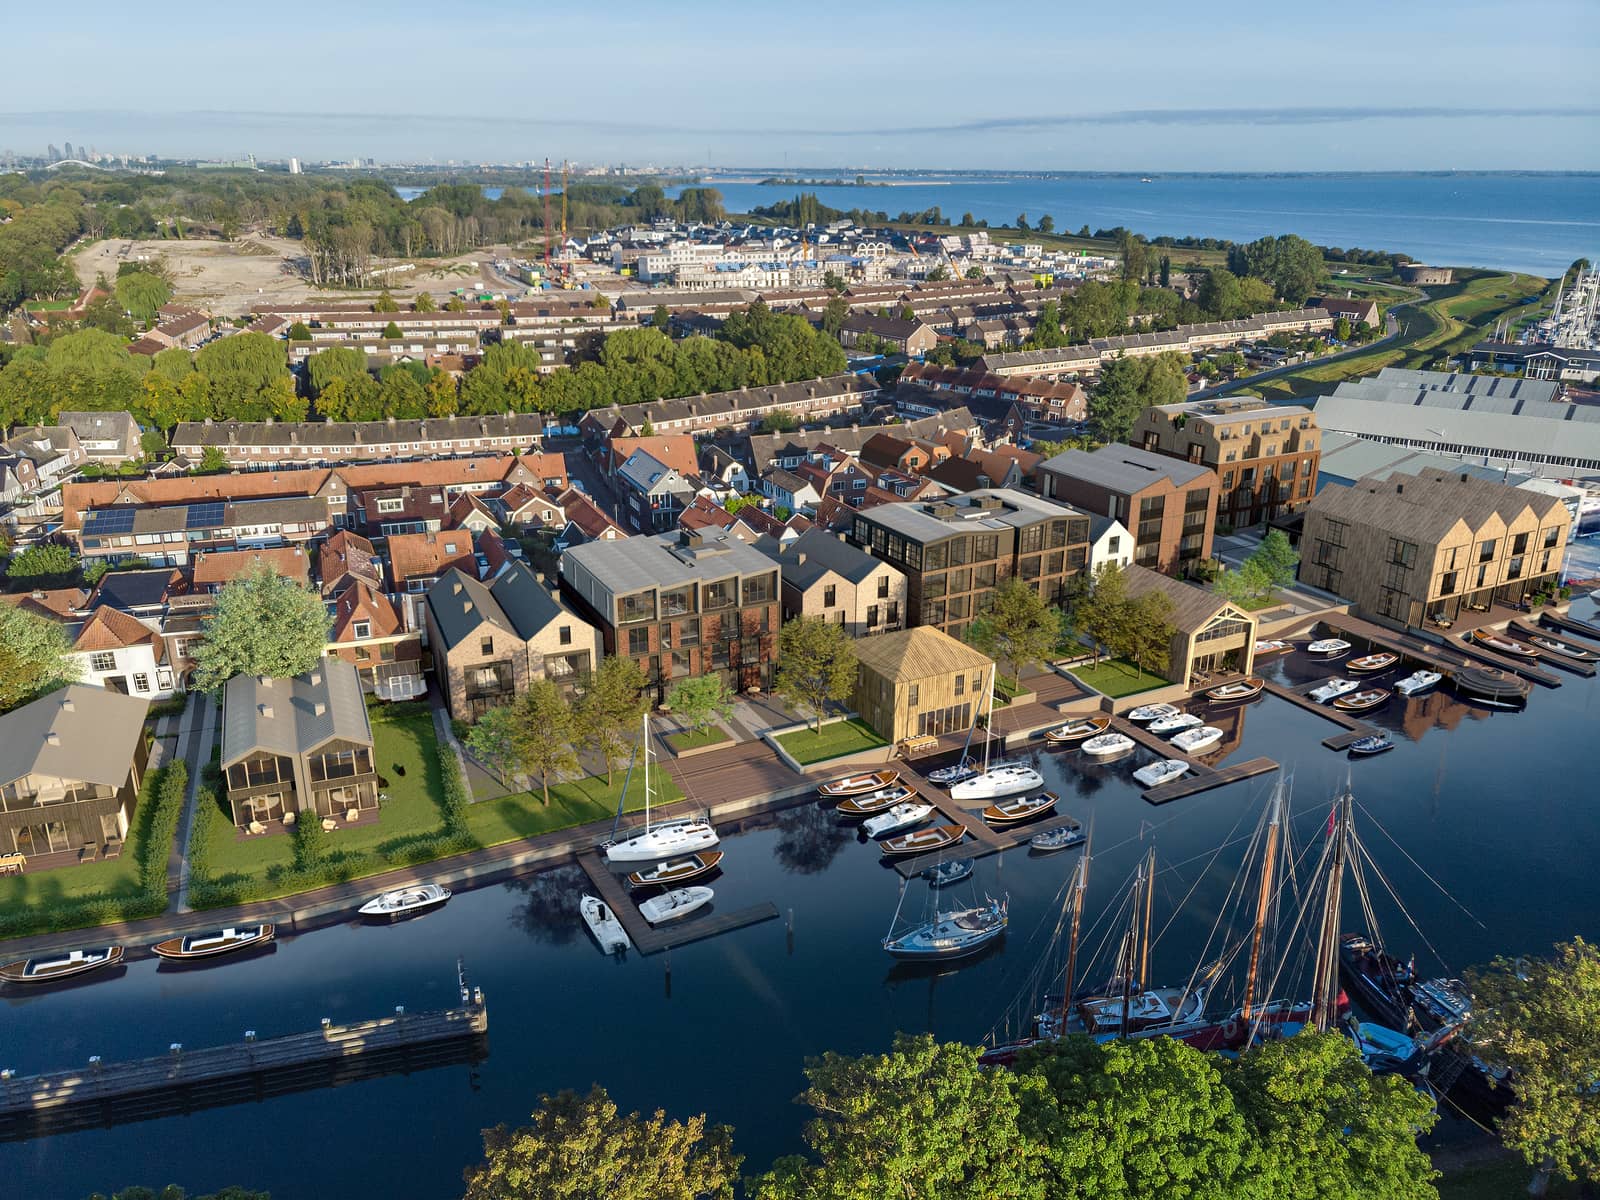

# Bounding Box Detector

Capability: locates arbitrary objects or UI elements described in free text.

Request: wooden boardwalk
[1506,623,1597,676]
[1542,610,1600,642]
[1530,618,1600,657]
[1140,757,1279,805]
[1322,616,1561,689]
[575,851,779,955]
[0,984,487,1134]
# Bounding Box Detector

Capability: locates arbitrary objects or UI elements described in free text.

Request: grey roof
[58,410,138,443]
[1315,431,1519,489]
[426,563,566,649]
[1373,367,1559,404]
[854,488,1082,542]
[92,568,179,613]
[0,684,150,789]
[981,308,1331,371]
[617,449,692,496]
[562,527,777,595]
[583,374,877,434]
[758,528,885,589]
[1040,444,1215,493]
[221,660,371,767]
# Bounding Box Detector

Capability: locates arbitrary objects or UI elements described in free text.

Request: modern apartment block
[1128,399,1320,530]
[1038,445,1218,574]
[560,527,780,700]
[845,488,1091,641]
[1298,467,1572,626]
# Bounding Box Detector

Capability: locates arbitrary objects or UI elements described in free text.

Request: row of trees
[1075,563,1178,676]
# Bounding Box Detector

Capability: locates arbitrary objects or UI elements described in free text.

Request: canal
[4,599,1599,1198]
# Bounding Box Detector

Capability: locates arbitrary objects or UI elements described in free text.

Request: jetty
[1505,622,1597,676]
[1321,616,1560,689]
[0,967,487,1142]
[575,851,779,955]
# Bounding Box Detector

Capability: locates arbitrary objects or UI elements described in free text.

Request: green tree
[1086,356,1147,444]
[316,373,382,421]
[196,446,229,475]
[1198,268,1245,320]
[0,603,80,713]
[821,296,849,338]
[822,270,846,293]
[445,295,468,313]
[286,321,312,341]
[463,1084,740,1200]
[381,320,403,340]
[664,674,734,739]
[464,704,526,786]
[1016,213,1030,231]
[576,656,648,787]
[754,1033,1043,1200]
[304,345,369,397]
[1037,214,1055,234]
[759,410,799,434]
[114,270,171,324]
[191,563,332,691]
[1466,938,1600,1185]
[652,303,671,330]
[1215,559,1273,606]
[1125,589,1176,676]
[1079,562,1129,667]
[413,290,436,313]
[1245,529,1300,587]
[774,616,857,733]
[512,680,580,806]
[373,290,399,313]
[459,340,544,414]
[969,576,1060,690]
[6,541,76,585]
[196,333,300,422]
[1333,316,1352,342]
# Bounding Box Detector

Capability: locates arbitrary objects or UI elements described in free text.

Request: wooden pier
[1542,610,1600,642]
[1323,616,1561,689]
[575,852,779,955]
[0,974,487,1140]
[1506,622,1597,676]
[887,796,1084,878]
[1140,757,1279,805]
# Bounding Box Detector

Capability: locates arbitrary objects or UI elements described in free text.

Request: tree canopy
[969,577,1061,689]
[774,616,857,733]
[191,563,331,691]
[0,603,80,713]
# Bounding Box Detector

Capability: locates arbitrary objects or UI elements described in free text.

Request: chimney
[452,580,463,595]
[1396,483,1404,495]
[259,704,274,719]
[45,731,61,746]
[309,670,322,686]
[313,702,327,717]
[462,600,472,614]
[60,697,75,712]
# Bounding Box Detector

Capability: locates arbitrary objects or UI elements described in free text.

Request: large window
[702,580,734,609]
[660,587,692,617]
[618,591,656,623]
[627,627,650,655]
[742,574,775,606]
[90,652,116,672]
[1477,538,1498,564]
[1387,538,1418,568]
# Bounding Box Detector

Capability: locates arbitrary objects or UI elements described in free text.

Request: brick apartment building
[1038,444,1219,574]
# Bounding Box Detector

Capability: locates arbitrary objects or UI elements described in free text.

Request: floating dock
[1505,622,1597,676]
[575,851,779,955]
[1322,617,1560,689]
[1139,757,1279,805]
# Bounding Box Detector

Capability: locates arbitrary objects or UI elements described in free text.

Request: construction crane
[559,160,569,280]
[542,158,552,277]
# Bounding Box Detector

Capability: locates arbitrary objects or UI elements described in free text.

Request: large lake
[4,595,1598,1198]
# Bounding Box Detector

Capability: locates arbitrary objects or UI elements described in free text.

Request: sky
[3,0,1598,170]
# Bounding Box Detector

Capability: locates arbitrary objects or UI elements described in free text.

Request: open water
[3,596,1597,1198]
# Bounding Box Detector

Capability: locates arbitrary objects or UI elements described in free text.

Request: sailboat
[603,714,718,864]
[881,876,1008,961]
[949,667,1043,801]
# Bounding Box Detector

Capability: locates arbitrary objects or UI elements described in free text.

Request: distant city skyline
[4,0,1598,170]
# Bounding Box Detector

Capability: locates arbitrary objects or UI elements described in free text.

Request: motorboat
[1470,629,1539,659]
[834,784,916,816]
[1149,711,1202,734]
[638,886,714,926]
[1333,688,1391,713]
[0,945,123,985]
[882,896,1008,961]
[1349,1022,1426,1074]
[1348,734,1394,757]
[881,824,967,858]
[1253,639,1291,656]
[625,850,724,889]
[1528,633,1595,661]
[1348,652,1399,674]
[1133,758,1191,788]
[605,714,720,864]
[580,895,630,953]
[862,802,935,838]
[981,792,1058,826]
[1205,677,1263,703]
[1042,715,1111,744]
[949,762,1044,801]
[921,858,975,888]
[1081,732,1135,758]
[152,925,274,961]
[1452,667,1529,708]
[1307,638,1352,656]
[1126,702,1179,723]
[925,757,979,786]
[1309,677,1358,703]
[817,769,901,798]
[1394,670,1442,696]
[1170,725,1224,754]
[1030,821,1086,852]
[358,883,451,920]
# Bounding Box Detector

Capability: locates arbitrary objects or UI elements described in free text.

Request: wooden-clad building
[851,627,995,745]
[1119,565,1259,689]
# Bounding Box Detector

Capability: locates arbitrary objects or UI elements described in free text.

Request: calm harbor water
[3,596,1598,1199]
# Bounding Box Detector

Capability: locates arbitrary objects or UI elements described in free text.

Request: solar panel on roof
[84,508,136,535]
[185,502,226,530]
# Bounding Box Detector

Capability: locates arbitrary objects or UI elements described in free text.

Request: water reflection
[502,864,587,944]
[772,801,851,875]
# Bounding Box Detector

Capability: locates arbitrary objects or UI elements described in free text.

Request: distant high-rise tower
[63,141,74,160]
[46,144,59,162]
[289,157,301,174]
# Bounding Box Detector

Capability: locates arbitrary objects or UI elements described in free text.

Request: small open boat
[152,925,274,961]
[1205,677,1263,703]
[580,895,630,953]
[834,784,915,816]
[358,883,451,920]
[1308,638,1352,656]
[1529,633,1594,661]
[863,802,935,838]
[1030,821,1086,852]
[638,886,713,926]
[1470,629,1540,659]
[881,824,966,858]
[1309,677,1358,703]
[982,792,1058,826]
[1333,688,1391,713]
[1348,652,1399,674]
[1126,702,1179,723]
[1134,758,1191,788]
[1394,669,1442,696]
[925,757,979,786]
[1082,732,1135,757]
[1254,639,1291,656]
[1348,734,1394,756]
[1150,711,1202,734]
[1170,725,1224,754]
[626,850,724,888]
[817,769,900,798]
[0,945,123,985]
[1042,715,1111,744]
[921,858,975,887]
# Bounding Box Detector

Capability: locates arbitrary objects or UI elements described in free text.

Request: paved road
[1192,302,1411,402]
[170,691,220,913]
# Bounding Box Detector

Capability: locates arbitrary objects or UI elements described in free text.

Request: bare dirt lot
[72,236,497,317]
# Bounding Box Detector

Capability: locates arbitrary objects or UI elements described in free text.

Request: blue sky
[4,0,1597,168]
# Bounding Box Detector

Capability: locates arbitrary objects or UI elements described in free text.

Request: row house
[837,313,939,356]
[1038,445,1218,575]
[761,466,823,513]
[77,494,331,565]
[899,362,1089,424]
[171,417,557,467]
[757,528,907,638]
[57,411,142,462]
[560,527,780,701]
[555,488,629,549]
[327,581,422,701]
[578,374,879,442]
[746,409,977,475]
[617,449,698,533]
[387,529,481,632]
[286,335,482,370]
[192,546,312,594]
[2,425,85,493]
[860,431,950,476]
[495,483,566,531]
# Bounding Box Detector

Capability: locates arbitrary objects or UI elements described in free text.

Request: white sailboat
[949,667,1043,801]
[604,714,718,864]
[881,878,1008,961]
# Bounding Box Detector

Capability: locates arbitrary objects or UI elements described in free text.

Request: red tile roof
[386,530,478,584]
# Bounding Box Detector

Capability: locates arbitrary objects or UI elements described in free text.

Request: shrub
[292,809,326,872]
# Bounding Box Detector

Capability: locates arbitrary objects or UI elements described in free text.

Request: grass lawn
[1235,591,1284,612]
[666,727,731,753]
[775,718,889,765]
[0,834,147,910]
[463,765,682,847]
[1069,658,1171,698]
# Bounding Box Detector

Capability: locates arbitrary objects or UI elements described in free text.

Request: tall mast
[1118,926,1137,1041]
[1242,781,1285,1021]
[542,158,552,274]
[560,160,568,275]
[641,711,652,832]
[1058,846,1091,1036]
[1311,790,1353,1032]
[981,666,995,774]
[1138,844,1156,987]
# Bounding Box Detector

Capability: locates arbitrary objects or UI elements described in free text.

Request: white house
[761,466,823,513]
[1088,515,1134,573]
[71,605,179,699]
